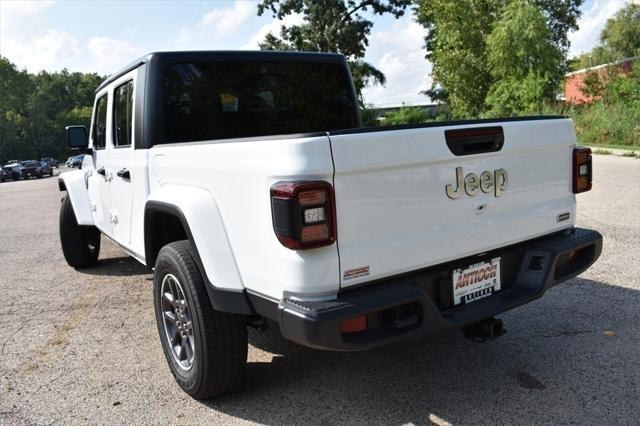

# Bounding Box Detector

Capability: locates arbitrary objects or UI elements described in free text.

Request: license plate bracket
[452,257,501,305]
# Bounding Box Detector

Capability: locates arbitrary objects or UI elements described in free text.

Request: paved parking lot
[1,156,639,425]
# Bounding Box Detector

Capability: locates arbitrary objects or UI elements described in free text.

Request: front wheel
[59,195,100,268]
[154,241,247,399]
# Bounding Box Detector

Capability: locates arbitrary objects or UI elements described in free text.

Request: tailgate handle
[445,126,504,156]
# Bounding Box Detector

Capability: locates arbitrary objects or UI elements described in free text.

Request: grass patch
[621,151,639,158]
[593,149,614,155]
[583,143,640,151]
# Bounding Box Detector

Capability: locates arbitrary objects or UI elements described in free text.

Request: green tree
[569,4,640,70]
[0,56,104,163]
[485,0,564,116]
[0,57,33,162]
[416,0,582,118]
[600,4,640,59]
[416,0,498,117]
[257,0,411,104]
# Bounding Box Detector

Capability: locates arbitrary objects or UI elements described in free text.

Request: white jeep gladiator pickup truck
[59,51,602,399]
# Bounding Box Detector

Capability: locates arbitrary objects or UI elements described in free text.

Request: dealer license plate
[452,258,501,305]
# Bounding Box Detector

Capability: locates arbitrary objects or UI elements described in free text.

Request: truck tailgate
[329,118,577,288]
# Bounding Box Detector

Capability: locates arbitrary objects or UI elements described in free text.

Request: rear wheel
[59,195,100,268]
[154,240,247,399]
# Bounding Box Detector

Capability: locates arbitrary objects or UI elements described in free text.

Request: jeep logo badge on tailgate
[446,167,508,199]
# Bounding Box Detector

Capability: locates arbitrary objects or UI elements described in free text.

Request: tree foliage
[570,4,640,70]
[580,70,605,99]
[383,105,431,125]
[257,0,411,104]
[600,4,640,59]
[0,56,104,163]
[415,0,582,118]
[485,0,564,116]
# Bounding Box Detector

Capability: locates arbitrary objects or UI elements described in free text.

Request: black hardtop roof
[96,50,347,93]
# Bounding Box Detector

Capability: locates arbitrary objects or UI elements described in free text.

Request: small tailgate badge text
[343,266,370,281]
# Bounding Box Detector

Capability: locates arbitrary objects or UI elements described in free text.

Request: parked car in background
[41,157,59,168]
[1,166,13,182]
[2,163,23,181]
[65,155,84,168]
[20,160,44,178]
[39,161,53,177]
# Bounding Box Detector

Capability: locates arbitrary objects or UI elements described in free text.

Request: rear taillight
[270,181,336,250]
[573,147,592,194]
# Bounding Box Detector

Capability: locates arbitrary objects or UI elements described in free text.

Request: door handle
[96,167,106,176]
[116,168,130,180]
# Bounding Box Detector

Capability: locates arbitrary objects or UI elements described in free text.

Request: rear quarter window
[161,61,358,144]
[92,95,108,150]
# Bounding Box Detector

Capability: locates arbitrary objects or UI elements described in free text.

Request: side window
[113,80,134,147]
[92,94,108,150]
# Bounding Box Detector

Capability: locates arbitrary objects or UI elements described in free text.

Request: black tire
[59,195,101,268]
[154,241,247,399]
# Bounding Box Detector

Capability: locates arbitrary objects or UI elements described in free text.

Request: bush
[571,102,639,146]
[568,60,640,147]
[360,105,379,127]
[383,106,431,125]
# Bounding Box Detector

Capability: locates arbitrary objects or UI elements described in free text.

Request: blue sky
[0,0,632,105]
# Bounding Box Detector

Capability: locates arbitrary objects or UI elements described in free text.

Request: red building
[564,56,636,104]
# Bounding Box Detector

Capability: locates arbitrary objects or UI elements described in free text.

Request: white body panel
[330,119,577,288]
[148,136,340,299]
[78,69,149,260]
[145,184,244,291]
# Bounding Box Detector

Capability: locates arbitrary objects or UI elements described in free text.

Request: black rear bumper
[250,228,602,351]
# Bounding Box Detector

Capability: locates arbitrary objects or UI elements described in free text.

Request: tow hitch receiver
[463,317,505,342]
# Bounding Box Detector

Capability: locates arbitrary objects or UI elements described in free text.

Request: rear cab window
[161,61,359,144]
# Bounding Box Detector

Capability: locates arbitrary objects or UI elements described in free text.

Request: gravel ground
[1,156,639,425]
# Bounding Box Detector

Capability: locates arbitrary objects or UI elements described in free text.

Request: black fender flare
[144,201,254,315]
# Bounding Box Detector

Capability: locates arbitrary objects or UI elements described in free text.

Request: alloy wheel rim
[160,273,195,371]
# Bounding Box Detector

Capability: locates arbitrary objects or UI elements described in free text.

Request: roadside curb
[588,147,639,158]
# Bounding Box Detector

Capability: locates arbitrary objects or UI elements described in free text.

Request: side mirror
[66,125,88,150]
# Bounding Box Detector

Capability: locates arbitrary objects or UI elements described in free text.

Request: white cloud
[242,13,304,49]
[568,0,630,57]
[199,1,255,34]
[173,1,261,48]
[363,16,431,105]
[87,37,141,74]
[0,0,55,32]
[0,0,82,71]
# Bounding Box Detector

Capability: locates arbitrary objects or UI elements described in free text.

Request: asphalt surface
[1,156,639,425]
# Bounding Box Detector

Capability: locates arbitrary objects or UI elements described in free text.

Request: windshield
[162,61,358,144]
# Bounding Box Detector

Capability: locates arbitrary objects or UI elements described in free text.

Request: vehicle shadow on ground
[77,256,150,278]
[202,277,639,424]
